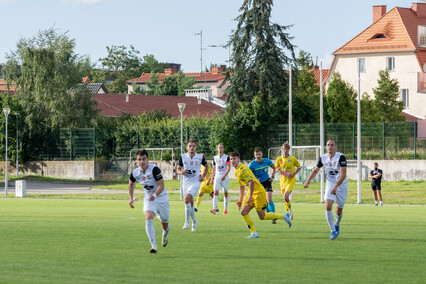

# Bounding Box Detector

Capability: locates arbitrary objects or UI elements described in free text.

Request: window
[387,57,395,71]
[401,89,409,108]
[371,34,387,39]
[418,26,426,46]
[358,58,366,73]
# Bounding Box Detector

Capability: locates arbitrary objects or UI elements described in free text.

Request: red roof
[127,68,226,84]
[402,110,424,121]
[0,79,15,93]
[310,67,330,86]
[94,94,223,118]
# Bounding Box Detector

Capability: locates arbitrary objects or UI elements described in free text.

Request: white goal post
[268,145,325,203]
[128,148,176,180]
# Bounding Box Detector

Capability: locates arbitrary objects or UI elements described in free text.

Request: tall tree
[325,73,357,123]
[373,69,404,122]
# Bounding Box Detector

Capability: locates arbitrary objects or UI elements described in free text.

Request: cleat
[162,226,170,247]
[272,219,277,224]
[335,225,340,237]
[215,208,219,213]
[246,232,259,238]
[223,210,228,215]
[330,231,338,240]
[210,209,217,215]
[182,222,189,229]
[375,203,378,206]
[191,220,198,232]
[194,207,198,212]
[149,245,158,254]
[288,209,294,220]
[283,213,292,228]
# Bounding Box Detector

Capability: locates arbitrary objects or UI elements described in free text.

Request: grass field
[0,199,425,283]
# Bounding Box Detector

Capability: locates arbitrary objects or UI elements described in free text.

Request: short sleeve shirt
[235,162,265,194]
[316,152,347,184]
[213,154,230,180]
[249,158,274,183]
[275,155,300,183]
[370,169,382,186]
[129,163,167,200]
[179,153,207,187]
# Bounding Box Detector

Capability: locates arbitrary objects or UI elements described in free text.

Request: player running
[128,149,171,254]
[230,151,291,238]
[177,140,208,232]
[195,154,214,212]
[304,140,348,240]
[249,147,277,224]
[275,142,301,220]
[210,144,231,215]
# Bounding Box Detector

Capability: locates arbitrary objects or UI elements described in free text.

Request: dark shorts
[261,180,273,192]
[372,184,381,190]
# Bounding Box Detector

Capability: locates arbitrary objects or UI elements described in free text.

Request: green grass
[0,199,425,283]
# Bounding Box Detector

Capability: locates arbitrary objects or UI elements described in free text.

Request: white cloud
[62,0,106,6]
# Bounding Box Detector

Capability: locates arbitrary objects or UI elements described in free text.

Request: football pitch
[0,199,425,283]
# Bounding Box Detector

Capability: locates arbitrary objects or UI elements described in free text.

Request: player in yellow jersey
[230,151,291,238]
[275,142,301,220]
[195,154,214,212]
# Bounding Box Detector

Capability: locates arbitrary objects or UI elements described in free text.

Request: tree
[3,27,97,130]
[146,70,196,96]
[360,92,378,122]
[325,73,357,123]
[373,69,404,122]
[141,54,169,73]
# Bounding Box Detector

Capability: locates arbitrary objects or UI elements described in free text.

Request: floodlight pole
[178,103,186,200]
[320,63,325,203]
[15,113,19,177]
[194,30,203,73]
[357,66,362,204]
[289,64,293,148]
[3,108,10,197]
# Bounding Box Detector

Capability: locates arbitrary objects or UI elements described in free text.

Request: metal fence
[31,121,425,161]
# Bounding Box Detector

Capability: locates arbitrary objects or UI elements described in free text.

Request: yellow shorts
[280,181,295,195]
[243,191,267,211]
[199,183,213,194]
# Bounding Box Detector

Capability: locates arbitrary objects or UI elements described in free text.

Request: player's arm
[290,164,302,179]
[237,184,245,210]
[200,156,208,181]
[245,179,254,206]
[304,167,321,188]
[210,163,216,184]
[221,157,231,181]
[376,170,382,178]
[149,167,165,201]
[274,158,281,175]
[368,171,374,179]
[331,155,347,194]
[176,156,187,175]
[128,174,136,208]
[269,161,276,181]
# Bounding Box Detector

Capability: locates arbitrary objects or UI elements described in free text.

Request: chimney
[211,66,223,75]
[412,3,426,18]
[126,93,129,103]
[373,5,386,23]
[164,68,177,76]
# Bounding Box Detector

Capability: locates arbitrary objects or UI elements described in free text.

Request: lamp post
[3,108,10,197]
[15,113,19,177]
[194,30,204,73]
[177,103,186,200]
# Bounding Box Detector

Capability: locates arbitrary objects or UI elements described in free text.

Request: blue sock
[268,201,275,213]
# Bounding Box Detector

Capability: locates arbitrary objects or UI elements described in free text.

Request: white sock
[190,205,197,222]
[326,210,335,232]
[185,203,191,224]
[224,196,228,211]
[145,219,156,247]
[213,195,218,210]
[380,201,383,205]
[335,212,343,226]
[375,201,378,204]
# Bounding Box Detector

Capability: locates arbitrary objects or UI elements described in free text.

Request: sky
[0,0,416,73]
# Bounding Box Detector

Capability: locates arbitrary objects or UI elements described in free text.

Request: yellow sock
[242,215,256,233]
[264,212,283,220]
[285,201,292,211]
[196,195,202,208]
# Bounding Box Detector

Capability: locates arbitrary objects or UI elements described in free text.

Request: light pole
[3,108,10,197]
[194,30,204,73]
[177,103,186,200]
[15,113,19,177]
[208,44,231,68]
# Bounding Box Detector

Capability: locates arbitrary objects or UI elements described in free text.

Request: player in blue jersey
[249,147,277,224]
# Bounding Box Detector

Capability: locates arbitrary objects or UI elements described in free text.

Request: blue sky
[0,0,414,72]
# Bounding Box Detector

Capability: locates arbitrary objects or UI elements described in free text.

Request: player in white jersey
[304,140,348,240]
[177,140,208,231]
[210,143,231,215]
[128,149,171,254]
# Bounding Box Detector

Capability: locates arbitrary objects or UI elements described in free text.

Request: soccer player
[249,147,277,224]
[177,140,208,232]
[275,142,301,220]
[304,140,348,240]
[195,154,214,212]
[230,151,291,238]
[369,162,383,206]
[210,143,231,215]
[128,149,171,254]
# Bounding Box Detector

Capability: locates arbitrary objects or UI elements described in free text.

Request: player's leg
[183,192,195,229]
[223,177,230,214]
[144,210,158,253]
[283,185,294,219]
[257,192,291,227]
[212,179,220,214]
[334,181,348,237]
[158,201,171,248]
[325,199,337,240]
[378,187,383,206]
[187,185,199,231]
[241,195,258,238]
[373,187,378,205]
[195,191,205,211]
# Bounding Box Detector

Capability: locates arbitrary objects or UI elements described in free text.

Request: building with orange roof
[326,2,426,120]
[0,79,15,95]
[126,66,229,99]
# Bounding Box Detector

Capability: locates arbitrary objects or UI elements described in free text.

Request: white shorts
[214,176,229,192]
[183,182,201,197]
[325,179,348,208]
[143,198,170,223]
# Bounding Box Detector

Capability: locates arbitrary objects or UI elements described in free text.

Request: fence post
[414,121,417,160]
[382,122,385,160]
[93,128,96,162]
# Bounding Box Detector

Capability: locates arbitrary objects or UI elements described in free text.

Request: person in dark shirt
[369,162,383,206]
